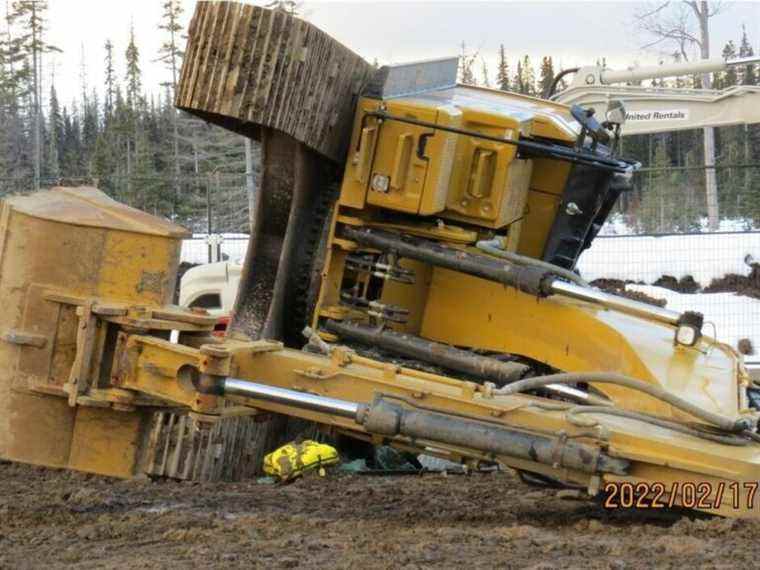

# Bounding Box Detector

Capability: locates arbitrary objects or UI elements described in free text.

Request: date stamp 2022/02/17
[603,481,760,510]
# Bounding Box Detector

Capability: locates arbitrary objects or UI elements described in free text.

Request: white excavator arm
[553,56,760,134]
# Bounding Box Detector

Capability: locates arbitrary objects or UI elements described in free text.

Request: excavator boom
[553,56,760,134]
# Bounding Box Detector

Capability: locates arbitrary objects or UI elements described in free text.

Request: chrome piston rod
[550,280,681,326]
[222,378,360,418]
[219,378,629,475]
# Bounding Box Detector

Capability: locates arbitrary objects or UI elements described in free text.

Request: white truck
[179,261,242,328]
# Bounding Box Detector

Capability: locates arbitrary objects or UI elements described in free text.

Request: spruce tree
[480,59,490,87]
[125,25,142,110]
[520,56,536,96]
[513,59,524,93]
[46,82,61,180]
[739,26,756,86]
[496,45,509,91]
[104,39,116,121]
[6,0,60,190]
[458,42,477,85]
[538,56,555,98]
[124,25,143,202]
[715,41,737,89]
[158,0,184,215]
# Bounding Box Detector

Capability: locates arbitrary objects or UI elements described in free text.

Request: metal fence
[613,147,760,235]
[578,230,760,361]
[585,160,760,361]
[181,235,250,265]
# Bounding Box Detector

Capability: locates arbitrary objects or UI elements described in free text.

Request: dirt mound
[653,275,701,294]
[3,461,760,568]
[705,264,760,299]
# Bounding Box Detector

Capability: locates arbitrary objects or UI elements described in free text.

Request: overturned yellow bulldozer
[2,1,760,517]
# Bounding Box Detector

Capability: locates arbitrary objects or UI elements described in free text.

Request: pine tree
[715,41,737,89]
[496,45,509,91]
[124,25,143,202]
[104,39,116,120]
[458,42,477,85]
[513,58,523,93]
[739,25,756,86]
[480,58,490,87]
[125,24,142,111]
[538,56,555,98]
[46,82,61,180]
[6,0,60,190]
[158,0,184,215]
[520,56,536,96]
[81,89,99,173]
[60,104,83,179]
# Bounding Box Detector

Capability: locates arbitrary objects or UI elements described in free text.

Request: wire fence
[581,162,760,361]
[609,162,760,235]
[578,230,760,360]
[181,235,250,265]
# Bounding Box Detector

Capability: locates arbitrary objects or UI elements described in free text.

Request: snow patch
[578,232,760,285]
[626,284,760,357]
[579,232,760,361]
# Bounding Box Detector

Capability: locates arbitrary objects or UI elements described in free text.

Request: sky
[41,0,760,109]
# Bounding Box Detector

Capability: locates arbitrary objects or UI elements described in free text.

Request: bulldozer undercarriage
[3,1,760,519]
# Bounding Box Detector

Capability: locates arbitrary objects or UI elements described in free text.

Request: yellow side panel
[339,100,380,210]
[441,110,524,228]
[515,189,562,257]
[366,101,437,214]
[420,267,740,419]
[68,406,149,478]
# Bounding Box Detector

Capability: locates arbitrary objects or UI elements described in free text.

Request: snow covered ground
[578,232,760,361]
[627,284,757,356]
[577,232,760,285]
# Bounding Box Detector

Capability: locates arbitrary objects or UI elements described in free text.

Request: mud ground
[3,461,760,569]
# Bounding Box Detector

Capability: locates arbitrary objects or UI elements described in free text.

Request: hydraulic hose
[475,238,589,287]
[493,372,755,433]
[544,67,580,99]
[566,405,752,446]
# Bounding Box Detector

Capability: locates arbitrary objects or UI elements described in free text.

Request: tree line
[0,0,253,232]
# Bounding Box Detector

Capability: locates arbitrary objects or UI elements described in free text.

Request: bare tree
[7,0,60,191]
[158,0,184,216]
[458,42,478,86]
[636,1,727,230]
[480,58,491,88]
